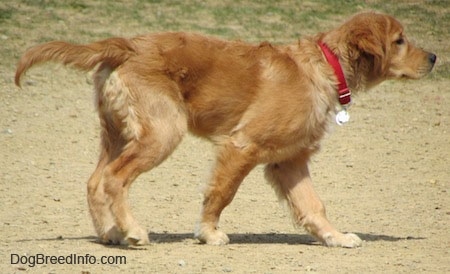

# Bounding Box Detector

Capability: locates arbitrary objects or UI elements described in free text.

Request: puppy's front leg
[196,141,257,245]
[265,157,362,248]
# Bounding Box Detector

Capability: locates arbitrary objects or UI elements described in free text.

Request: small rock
[2,128,13,134]
[25,79,37,86]
[178,260,186,267]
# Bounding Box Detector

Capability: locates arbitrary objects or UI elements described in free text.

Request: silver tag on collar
[336,109,350,125]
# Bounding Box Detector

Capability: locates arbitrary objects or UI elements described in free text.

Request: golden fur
[15,12,435,247]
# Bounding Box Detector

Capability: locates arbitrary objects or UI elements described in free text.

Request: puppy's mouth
[413,65,436,78]
[391,65,435,80]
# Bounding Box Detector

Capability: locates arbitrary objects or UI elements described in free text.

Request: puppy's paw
[125,226,149,246]
[99,226,126,245]
[323,232,362,248]
[195,226,230,245]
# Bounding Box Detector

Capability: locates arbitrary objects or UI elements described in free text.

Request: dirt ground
[2,55,450,274]
[1,3,450,274]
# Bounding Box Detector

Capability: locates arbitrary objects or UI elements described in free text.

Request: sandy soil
[1,4,449,272]
[1,58,449,274]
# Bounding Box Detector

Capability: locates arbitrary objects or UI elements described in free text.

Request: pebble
[178,260,186,267]
[25,79,37,86]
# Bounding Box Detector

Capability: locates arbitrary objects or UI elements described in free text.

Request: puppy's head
[323,12,436,89]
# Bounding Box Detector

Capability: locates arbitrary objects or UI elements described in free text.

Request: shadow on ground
[16,232,425,248]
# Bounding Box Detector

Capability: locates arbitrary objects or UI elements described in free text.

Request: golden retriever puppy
[15,12,435,248]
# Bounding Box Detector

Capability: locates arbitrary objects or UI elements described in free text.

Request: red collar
[318,42,351,106]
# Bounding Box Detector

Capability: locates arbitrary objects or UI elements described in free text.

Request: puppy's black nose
[429,53,437,64]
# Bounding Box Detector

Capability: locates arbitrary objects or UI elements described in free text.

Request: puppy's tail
[15,37,137,87]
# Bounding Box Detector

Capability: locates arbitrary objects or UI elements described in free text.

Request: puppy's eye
[395,38,405,45]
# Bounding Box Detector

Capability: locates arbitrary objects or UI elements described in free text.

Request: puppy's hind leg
[88,71,188,245]
[87,147,124,245]
[101,139,166,245]
[265,156,362,248]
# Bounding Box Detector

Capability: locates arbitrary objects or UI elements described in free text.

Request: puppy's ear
[351,28,388,75]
